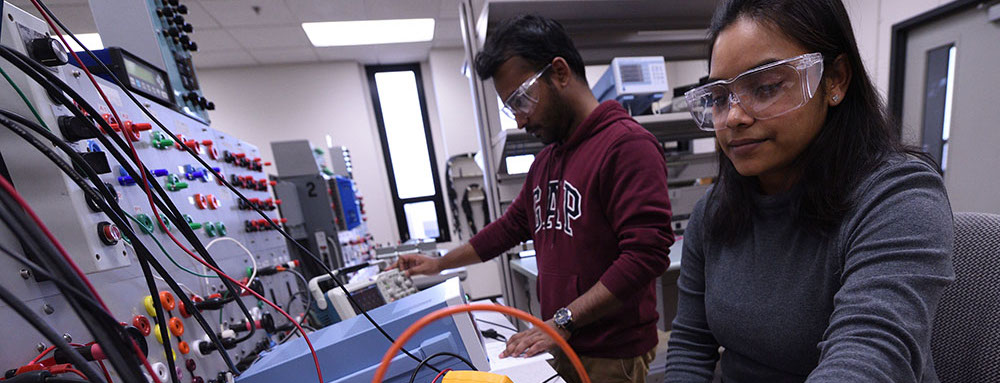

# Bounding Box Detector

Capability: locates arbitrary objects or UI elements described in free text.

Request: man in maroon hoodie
[393,14,674,383]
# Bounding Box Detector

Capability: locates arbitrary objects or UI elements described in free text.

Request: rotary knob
[29,37,69,67]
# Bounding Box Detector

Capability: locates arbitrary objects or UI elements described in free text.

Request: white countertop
[471,301,566,383]
[511,238,684,278]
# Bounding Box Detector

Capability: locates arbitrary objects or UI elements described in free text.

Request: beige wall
[198,53,478,247]
[198,62,400,244]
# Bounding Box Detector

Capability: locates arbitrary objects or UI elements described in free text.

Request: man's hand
[499,319,570,358]
[389,253,442,277]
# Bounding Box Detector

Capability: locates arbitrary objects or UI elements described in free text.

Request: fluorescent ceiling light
[62,33,103,52]
[302,18,435,47]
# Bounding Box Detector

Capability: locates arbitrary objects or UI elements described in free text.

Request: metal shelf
[635,112,715,142]
[480,0,719,64]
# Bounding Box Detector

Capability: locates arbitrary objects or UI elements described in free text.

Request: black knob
[173,15,185,25]
[58,115,98,141]
[198,96,209,109]
[176,4,188,14]
[179,34,191,45]
[164,27,180,37]
[167,0,179,6]
[184,92,199,102]
[181,23,194,33]
[206,101,216,110]
[29,37,69,67]
[185,41,198,51]
[158,7,174,18]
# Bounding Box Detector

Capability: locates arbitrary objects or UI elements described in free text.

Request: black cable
[27,42,256,345]
[0,109,237,371]
[474,318,518,332]
[407,352,477,383]
[277,291,311,341]
[0,113,239,377]
[0,269,105,382]
[445,154,475,240]
[0,176,135,382]
[0,45,258,346]
[480,329,506,342]
[0,48,244,372]
[284,269,312,315]
[0,240,114,324]
[0,110,237,374]
[461,185,479,234]
[46,378,90,383]
[32,2,444,370]
[29,7,442,368]
[0,115,179,382]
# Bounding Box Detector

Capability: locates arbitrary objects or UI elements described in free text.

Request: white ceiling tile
[198,0,297,27]
[367,0,439,19]
[438,0,462,19]
[248,47,320,64]
[375,41,432,64]
[181,1,221,29]
[189,28,242,52]
[229,25,311,49]
[434,18,460,42]
[315,45,379,63]
[432,38,463,48]
[192,49,258,68]
[284,0,367,22]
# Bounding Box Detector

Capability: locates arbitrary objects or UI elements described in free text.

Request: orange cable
[371,303,590,383]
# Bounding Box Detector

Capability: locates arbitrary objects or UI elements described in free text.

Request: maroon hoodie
[470,100,674,358]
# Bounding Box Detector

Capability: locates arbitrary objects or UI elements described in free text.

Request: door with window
[367,64,450,241]
[895,3,1000,214]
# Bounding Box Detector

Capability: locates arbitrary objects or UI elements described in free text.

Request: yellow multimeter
[441,371,515,383]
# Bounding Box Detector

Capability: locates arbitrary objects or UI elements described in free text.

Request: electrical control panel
[89,0,213,122]
[271,140,377,278]
[0,3,304,382]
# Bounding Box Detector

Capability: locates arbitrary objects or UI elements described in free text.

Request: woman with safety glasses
[663,0,954,382]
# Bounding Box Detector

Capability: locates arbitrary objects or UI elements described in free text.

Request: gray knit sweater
[663,156,955,382]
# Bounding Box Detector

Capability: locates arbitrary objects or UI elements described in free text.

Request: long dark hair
[705,0,933,241]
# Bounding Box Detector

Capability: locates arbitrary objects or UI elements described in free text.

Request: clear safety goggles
[501,63,552,119]
[684,53,824,131]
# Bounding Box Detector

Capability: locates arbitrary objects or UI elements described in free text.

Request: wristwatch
[553,307,575,333]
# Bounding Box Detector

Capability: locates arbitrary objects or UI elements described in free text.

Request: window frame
[365,63,450,242]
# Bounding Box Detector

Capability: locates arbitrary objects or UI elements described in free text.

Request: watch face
[554,308,569,324]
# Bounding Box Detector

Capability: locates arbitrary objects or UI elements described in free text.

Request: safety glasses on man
[685,52,824,131]
[501,63,552,119]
